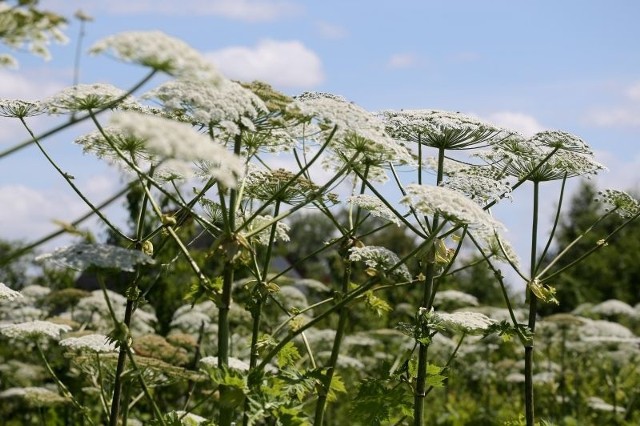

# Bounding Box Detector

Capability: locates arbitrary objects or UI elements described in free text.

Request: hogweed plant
[1,23,640,426]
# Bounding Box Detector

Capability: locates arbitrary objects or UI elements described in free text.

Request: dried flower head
[90,31,222,83]
[0,320,71,340]
[597,189,640,218]
[0,282,22,302]
[45,83,133,113]
[348,245,411,281]
[380,109,511,150]
[143,78,267,135]
[0,99,44,118]
[36,243,154,272]
[110,111,245,186]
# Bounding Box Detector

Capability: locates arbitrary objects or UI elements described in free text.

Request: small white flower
[478,132,606,182]
[295,92,415,182]
[0,386,69,406]
[59,333,118,353]
[401,184,505,238]
[587,396,625,413]
[90,31,223,83]
[36,243,154,272]
[380,109,511,149]
[0,99,44,118]
[44,83,133,113]
[591,299,637,318]
[245,215,290,245]
[597,189,640,218]
[348,245,411,281]
[348,194,401,226]
[199,356,250,371]
[0,283,22,301]
[0,320,71,340]
[143,78,267,134]
[110,111,245,187]
[433,290,479,308]
[431,310,496,335]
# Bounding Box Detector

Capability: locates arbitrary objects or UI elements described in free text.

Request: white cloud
[206,39,324,88]
[484,112,545,137]
[625,81,640,101]
[0,185,87,241]
[315,21,348,40]
[0,69,64,100]
[586,108,640,127]
[42,0,300,22]
[387,53,418,69]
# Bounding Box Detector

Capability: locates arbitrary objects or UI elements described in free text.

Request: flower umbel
[110,111,245,187]
[381,109,511,149]
[90,31,223,83]
[36,243,155,272]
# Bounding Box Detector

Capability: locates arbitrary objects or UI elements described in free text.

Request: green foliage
[350,378,413,425]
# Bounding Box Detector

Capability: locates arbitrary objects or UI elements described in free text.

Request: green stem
[525,181,540,426]
[19,117,133,242]
[535,173,568,275]
[414,146,445,426]
[218,132,243,426]
[314,256,353,425]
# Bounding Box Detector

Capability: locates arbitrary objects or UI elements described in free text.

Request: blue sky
[2,0,640,284]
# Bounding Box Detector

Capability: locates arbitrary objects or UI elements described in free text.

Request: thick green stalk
[525,181,540,426]
[414,147,445,426]
[218,133,243,426]
[314,258,353,425]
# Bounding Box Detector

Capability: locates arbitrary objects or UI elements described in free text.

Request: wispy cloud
[315,21,348,40]
[483,111,545,137]
[206,39,324,88]
[386,53,418,69]
[585,81,640,127]
[43,0,301,22]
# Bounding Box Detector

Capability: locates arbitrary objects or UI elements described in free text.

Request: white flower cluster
[0,386,69,407]
[477,131,606,182]
[587,396,625,413]
[245,215,291,246]
[0,3,68,66]
[401,184,505,238]
[200,356,250,371]
[59,333,118,353]
[295,92,415,181]
[144,79,267,135]
[0,320,71,340]
[44,83,133,113]
[90,31,223,83]
[110,111,245,187]
[380,109,511,149]
[597,189,640,218]
[0,99,44,118]
[75,126,150,166]
[0,283,22,301]
[70,290,157,336]
[578,318,638,343]
[591,299,637,318]
[433,290,479,308]
[430,310,496,335]
[348,194,401,226]
[36,243,154,272]
[348,245,411,281]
